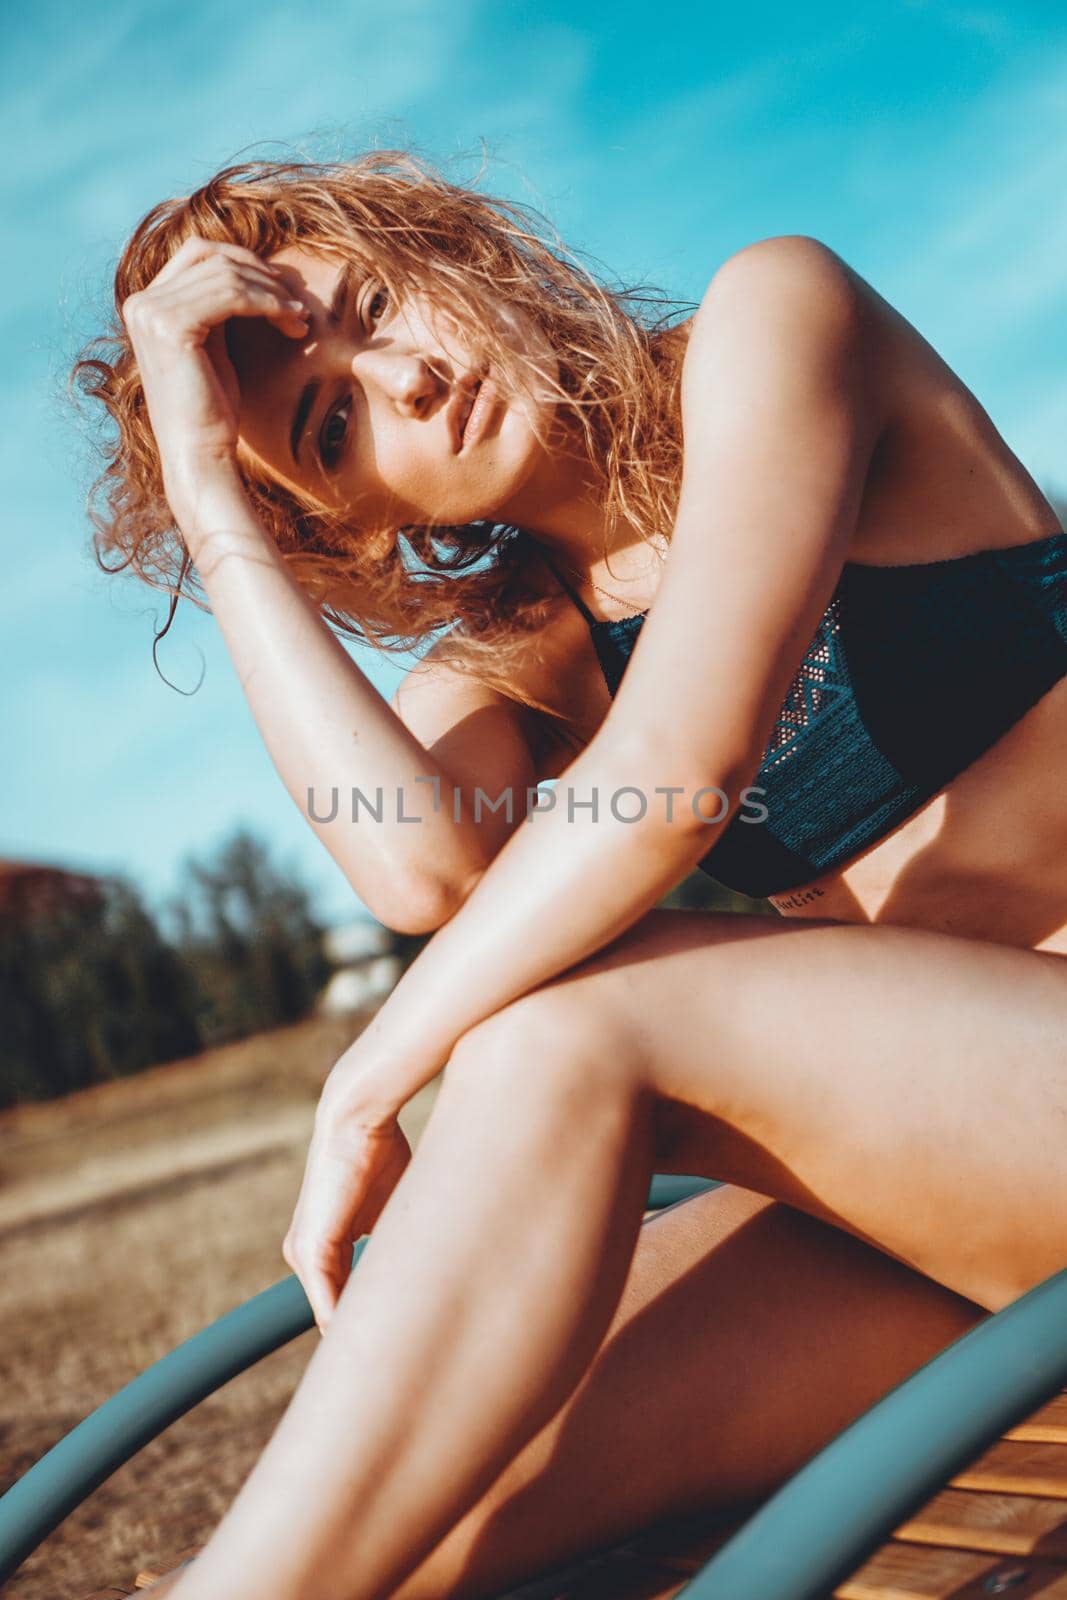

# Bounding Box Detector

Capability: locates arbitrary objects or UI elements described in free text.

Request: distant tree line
[0,828,335,1108]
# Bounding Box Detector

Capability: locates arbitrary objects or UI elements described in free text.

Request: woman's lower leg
[182,1010,657,1600]
[391,1185,986,1599]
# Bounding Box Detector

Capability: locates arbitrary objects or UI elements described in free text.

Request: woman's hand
[283,1062,414,1334]
[120,236,310,527]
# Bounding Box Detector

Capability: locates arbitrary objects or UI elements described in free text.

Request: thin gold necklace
[554,547,665,618]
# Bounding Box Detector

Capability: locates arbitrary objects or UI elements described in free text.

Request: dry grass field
[0,1007,443,1600]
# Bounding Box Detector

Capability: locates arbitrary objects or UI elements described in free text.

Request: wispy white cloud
[856,49,1067,478]
[885,54,1067,320]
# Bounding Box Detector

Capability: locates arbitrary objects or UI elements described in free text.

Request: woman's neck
[501,435,660,583]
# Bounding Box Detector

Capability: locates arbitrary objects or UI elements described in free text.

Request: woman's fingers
[161,278,309,339]
[282,1219,338,1334]
[150,234,288,286]
[125,257,309,342]
[284,1140,364,1330]
[283,1120,414,1333]
[120,246,313,493]
[303,1248,345,1335]
[359,1135,412,1235]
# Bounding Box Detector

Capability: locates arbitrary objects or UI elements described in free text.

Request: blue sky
[3,0,1066,928]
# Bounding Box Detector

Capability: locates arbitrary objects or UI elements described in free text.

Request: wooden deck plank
[952,1441,1067,1499]
[1008,1394,1067,1445]
[833,1541,1067,1598]
[894,1486,1067,1557]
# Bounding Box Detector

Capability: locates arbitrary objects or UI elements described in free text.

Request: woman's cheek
[363,444,450,525]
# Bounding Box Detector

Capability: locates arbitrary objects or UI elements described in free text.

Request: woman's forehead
[268,245,345,298]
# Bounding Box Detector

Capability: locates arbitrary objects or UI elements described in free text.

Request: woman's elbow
[369,864,486,936]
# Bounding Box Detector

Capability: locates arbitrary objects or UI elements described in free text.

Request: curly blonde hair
[72,149,693,747]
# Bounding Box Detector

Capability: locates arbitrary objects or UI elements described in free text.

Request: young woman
[76,151,1067,1599]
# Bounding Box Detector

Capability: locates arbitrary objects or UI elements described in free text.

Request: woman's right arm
[181,483,535,934]
[121,238,531,934]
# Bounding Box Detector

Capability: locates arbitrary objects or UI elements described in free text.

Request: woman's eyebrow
[290,262,361,465]
[290,379,322,466]
[328,259,360,325]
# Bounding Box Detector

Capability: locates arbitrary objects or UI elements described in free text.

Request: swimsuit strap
[540,553,601,627]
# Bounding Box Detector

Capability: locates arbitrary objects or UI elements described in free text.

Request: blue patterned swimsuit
[546,529,1067,898]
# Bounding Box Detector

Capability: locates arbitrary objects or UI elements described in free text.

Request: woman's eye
[365,285,390,326]
[319,396,352,470]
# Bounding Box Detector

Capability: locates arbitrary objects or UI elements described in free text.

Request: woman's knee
[444,986,648,1108]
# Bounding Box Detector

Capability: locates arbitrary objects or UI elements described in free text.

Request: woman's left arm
[291,236,888,1324]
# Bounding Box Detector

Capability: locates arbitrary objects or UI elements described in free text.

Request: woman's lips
[459,377,497,450]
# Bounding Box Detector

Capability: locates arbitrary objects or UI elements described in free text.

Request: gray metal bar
[646,1175,722,1209]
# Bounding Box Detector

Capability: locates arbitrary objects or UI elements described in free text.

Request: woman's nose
[354,349,445,416]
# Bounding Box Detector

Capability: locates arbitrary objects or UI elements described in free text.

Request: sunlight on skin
[224,247,618,572]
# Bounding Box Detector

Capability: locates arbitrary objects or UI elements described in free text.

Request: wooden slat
[952,1441,1067,1499]
[894,1486,1067,1557]
[131,1573,189,1595]
[1008,1394,1067,1445]
[127,1577,188,1598]
[834,1541,1067,1599]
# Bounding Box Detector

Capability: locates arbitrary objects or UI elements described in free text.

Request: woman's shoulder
[396,552,608,779]
[666,236,890,487]
[676,235,970,446]
[686,236,872,360]
[684,235,951,386]
[650,236,851,345]
[684,236,859,317]
[679,237,1053,565]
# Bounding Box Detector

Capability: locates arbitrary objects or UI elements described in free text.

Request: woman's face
[226,245,559,534]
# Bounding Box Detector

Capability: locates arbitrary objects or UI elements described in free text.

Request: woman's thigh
[505,908,1067,1312]
[391,1182,985,1600]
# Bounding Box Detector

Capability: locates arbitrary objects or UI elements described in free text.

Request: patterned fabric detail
[694,582,919,895]
[761,594,848,767]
